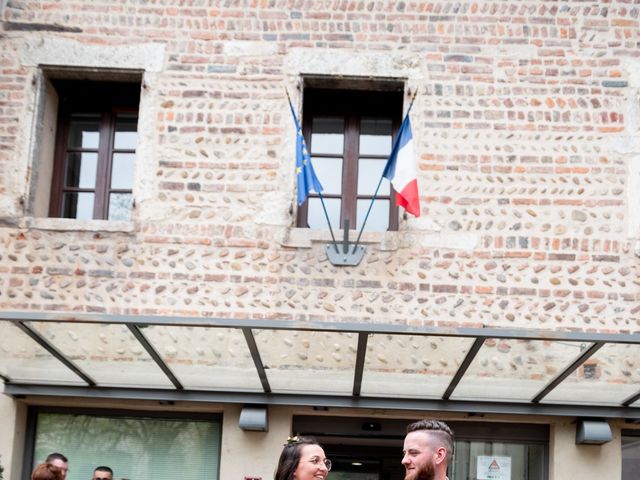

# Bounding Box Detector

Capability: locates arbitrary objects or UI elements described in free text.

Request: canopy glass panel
[27,321,173,388]
[452,339,588,402]
[361,334,476,398]
[0,321,85,385]
[542,343,640,406]
[142,325,263,391]
[253,329,358,395]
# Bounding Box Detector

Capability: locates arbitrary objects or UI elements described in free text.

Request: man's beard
[404,460,435,480]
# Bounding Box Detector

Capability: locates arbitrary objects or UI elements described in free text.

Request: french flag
[382,112,420,217]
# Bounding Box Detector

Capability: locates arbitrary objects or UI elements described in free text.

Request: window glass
[330,472,377,480]
[33,412,220,480]
[311,156,343,195]
[114,114,139,150]
[360,117,392,155]
[108,193,133,221]
[64,153,98,188]
[67,115,100,149]
[311,117,344,155]
[356,198,389,232]
[451,441,545,480]
[623,433,640,480]
[110,153,136,189]
[357,158,390,196]
[62,192,94,220]
[307,197,341,230]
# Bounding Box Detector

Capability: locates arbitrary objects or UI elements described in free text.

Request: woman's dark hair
[274,435,320,480]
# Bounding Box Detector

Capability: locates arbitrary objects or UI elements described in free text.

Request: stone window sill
[280,221,481,252]
[281,227,401,251]
[23,216,135,233]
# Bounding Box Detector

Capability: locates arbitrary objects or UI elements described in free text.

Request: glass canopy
[361,334,476,398]
[1,312,639,418]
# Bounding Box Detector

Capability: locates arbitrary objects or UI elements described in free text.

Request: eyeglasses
[306,458,332,471]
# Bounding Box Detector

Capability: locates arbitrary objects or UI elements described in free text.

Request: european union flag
[287,97,323,205]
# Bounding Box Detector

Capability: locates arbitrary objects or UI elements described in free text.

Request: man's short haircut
[406,419,455,461]
[94,466,113,475]
[45,453,68,464]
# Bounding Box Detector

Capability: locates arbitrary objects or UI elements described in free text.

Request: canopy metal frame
[1,311,639,419]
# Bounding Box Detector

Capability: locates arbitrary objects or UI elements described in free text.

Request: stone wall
[0,1,638,335]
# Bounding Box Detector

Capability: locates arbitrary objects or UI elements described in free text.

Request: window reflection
[111,153,136,189]
[311,117,344,155]
[357,158,389,196]
[311,157,342,195]
[62,192,94,220]
[360,117,392,155]
[108,193,133,221]
[356,199,389,232]
[67,115,100,149]
[307,197,341,230]
[114,114,139,150]
[34,413,221,480]
[64,152,98,188]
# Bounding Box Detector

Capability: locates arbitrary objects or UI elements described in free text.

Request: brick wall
[0,1,638,333]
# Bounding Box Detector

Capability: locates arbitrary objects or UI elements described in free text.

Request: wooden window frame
[296,88,403,232]
[49,80,140,220]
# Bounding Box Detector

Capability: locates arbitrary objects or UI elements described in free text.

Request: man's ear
[434,446,448,466]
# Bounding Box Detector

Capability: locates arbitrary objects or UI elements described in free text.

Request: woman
[31,463,64,480]
[274,435,332,480]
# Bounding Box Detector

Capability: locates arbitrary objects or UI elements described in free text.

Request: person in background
[92,466,113,480]
[45,453,68,480]
[274,435,331,480]
[31,463,63,480]
[402,419,455,480]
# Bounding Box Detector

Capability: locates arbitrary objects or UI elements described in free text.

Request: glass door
[329,457,381,480]
[623,431,640,480]
[296,416,548,480]
[451,441,546,480]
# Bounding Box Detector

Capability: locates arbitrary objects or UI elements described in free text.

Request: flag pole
[285,87,340,254]
[351,89,419,254]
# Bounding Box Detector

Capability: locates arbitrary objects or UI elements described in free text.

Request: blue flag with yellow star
[287,97,323,205]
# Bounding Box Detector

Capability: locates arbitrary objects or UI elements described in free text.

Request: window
[451,439,546,480]
[27,408,221,480]
[297,88,403,232]
[49,80,140,221]
[623,430,640,480]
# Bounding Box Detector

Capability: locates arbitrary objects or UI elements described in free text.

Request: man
[45,453,68,480]
[401,419,454,480]
[92,466,113,480]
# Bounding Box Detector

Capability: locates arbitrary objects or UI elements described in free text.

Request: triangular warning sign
[488,459,500,470]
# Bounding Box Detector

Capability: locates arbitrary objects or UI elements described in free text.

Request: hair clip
[284,435,300,446]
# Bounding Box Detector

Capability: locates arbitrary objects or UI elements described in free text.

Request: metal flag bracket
[325,220,366,266]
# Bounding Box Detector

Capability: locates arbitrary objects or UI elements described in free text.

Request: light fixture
[361,421,381,431]
[575,418,612,445]
[239,406,268,432]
